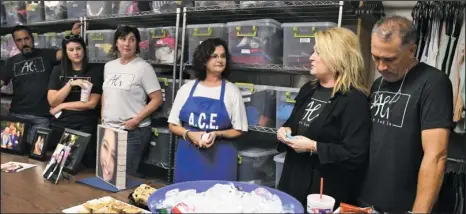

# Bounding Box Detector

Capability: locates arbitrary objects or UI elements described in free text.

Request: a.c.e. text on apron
[174,79,237,182]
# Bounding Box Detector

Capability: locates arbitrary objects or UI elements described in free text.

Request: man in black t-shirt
[359,16,453,213]
[0,24,81,145]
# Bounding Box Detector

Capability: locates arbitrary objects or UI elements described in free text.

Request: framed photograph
[42,144,71,184]
[59,128,91,175]
[1,115,30,155]
[29,127,52,160]
[97,124,128,190]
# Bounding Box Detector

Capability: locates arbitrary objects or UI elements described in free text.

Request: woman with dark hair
[101,26,162,177]
[43,148,66,181]
[47,35,103,168]
[168,38,248,182]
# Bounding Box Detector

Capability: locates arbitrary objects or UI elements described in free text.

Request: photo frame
[43,144,71,184]
[97,124,128,190]
[1,115,30,155]
[29,127,52,161]
[59,128,91,175]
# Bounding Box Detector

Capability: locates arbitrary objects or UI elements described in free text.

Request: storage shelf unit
[0,18,79,34]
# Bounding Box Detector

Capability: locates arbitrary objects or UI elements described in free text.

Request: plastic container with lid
[150,1,181,14]
[151,76,179,119]
[86,1,118,17]
[26,1,45,24]
[282,22,337,67]
[44,1,67,21]
[236,83,277,128]
[239,1,285,8]
[273,152,285,188]
[86,30,115,61]
[118,1,151,14]
[138,28,150,60]
[1,2,6,25]
[33,33,46,49]
[237,147,279,187]
[187,23,227,64]
[144,127,173,169]
[148,26,179,64]
[4,1,26,26]
[66,1,86,19]
[44,32,61,49]
[195,1,238,7]
[1,36,8,58]
[275,87,300,128]
[227,19,283,65]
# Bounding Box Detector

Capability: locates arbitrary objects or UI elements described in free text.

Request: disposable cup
[307,194,335,214]
[80,82,93,102]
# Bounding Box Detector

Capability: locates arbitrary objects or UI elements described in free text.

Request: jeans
[9,113,50,145]
[126,126,152,176]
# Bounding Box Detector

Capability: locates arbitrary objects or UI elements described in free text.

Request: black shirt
[297,85,332,134]
[48,64,103,129]
[0,49,59,117]
[360,63,453,212]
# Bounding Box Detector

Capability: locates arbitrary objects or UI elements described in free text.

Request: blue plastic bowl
[147,180,304,213]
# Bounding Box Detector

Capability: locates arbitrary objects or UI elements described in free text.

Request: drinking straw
[320,177,324,199]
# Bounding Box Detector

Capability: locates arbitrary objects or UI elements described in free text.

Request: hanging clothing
[451,17,465,132]
[437,22,450,70]
[174,79,239,182]
[427,19,440,67]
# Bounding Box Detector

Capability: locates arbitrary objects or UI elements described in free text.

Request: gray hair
[372,16,418,48]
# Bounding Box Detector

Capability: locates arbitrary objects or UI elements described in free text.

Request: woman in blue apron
[168,38,248,182]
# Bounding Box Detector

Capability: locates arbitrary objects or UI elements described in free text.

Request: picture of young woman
[97,127,117,185]
[42,145,70,183]
[33,135,44,155]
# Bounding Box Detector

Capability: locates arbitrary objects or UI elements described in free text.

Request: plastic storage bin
[118,0,151,14]
[44,1,67,21]
[275,87,300,128]
[273,152,285,188]
[282,22,337,67]
[239,1,285,8]
[237,147,279,187]
[1,2,6,25]
[227,19,283,65]
[138,28,150,60]
[187,23,227,64]
[86,30,115,61]
[4,1,27,26]
[44,32,61,49]
[33,33,46,49]
[1,36,8,58]
[148,27,179,64]
[86,1,118,17]
[151,77,178,119]
[5,34,19,57]
[26,1,45,24]
[236,83,277,128]
[144,127,172,169]
[151,1,181,13]
[66,1,86,18]
[0,97,12,116]
[195,1,237,7]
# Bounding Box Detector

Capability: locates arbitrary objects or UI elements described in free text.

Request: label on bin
[300,38,311,43]
[241,49,250,54]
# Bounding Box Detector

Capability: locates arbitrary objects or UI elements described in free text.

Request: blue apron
[174,79,237,182]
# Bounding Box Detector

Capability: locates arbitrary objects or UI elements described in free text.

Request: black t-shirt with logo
[296,84,333,135]
[360,63,453,212]
[48,64,103,129]
[0,49,59,117]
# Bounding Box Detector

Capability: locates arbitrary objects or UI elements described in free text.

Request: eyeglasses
[64,34,81,40]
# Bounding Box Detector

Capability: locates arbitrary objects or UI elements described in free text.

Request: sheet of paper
[1,161,37,173]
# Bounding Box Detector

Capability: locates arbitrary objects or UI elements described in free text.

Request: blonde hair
[314,27,369,96]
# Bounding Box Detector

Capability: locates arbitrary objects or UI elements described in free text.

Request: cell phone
[286,133,296,140]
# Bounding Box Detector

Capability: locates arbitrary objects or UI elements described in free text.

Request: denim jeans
[9,113,50,145]
[126,126,152,176]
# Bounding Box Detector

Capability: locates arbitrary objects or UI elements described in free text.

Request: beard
[20,45,34,56]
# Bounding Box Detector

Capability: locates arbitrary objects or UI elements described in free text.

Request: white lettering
[370,93,391,119]
[198,113,206,129]
[210,114,218,130]
[189,113,195,127]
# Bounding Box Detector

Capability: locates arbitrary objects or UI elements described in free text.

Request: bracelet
[183,130,190,141]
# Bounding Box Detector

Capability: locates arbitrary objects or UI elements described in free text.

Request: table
[1,153,163,213]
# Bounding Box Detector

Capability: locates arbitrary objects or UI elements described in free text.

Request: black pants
[49,122,97,169]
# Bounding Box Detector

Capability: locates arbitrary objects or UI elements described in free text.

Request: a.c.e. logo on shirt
[103,73,135,91]
[370,90,411,128]
[13,57,45,77]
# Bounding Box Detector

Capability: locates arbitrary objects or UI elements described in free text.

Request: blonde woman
[276,27,371,209]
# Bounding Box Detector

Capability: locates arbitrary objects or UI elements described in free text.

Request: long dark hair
[60,36,89,83]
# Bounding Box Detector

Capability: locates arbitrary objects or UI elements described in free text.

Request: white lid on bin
[146,26,176,30]
[187,23,227,28]
[87,29,116,33]
[273,152,286,163]
[152,127,170,134]
[281,22,337,27]
[227,19,282,27]
[239,147,279,157]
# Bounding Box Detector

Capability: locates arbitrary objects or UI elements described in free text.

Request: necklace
[377,68,408,104]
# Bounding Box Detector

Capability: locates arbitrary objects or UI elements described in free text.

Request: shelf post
[82,16,88,43]
[338,1,344,27]
[178,7,187,90]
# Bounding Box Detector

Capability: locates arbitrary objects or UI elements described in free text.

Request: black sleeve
[88,65,104,95]
[420,72,453,130]
[48,66,62,90]
[0,59,13,84]
[282,81,312,128]
[316,90,371,171]
[42,48,60,66]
